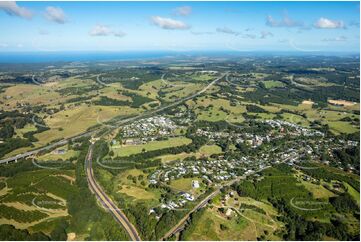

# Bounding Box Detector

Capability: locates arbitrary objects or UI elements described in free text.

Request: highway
[85,145,141,241]
[0,130,96,165]
[161,166,271,240]
[84,72,227,241]
[0,72,227,241]
[0,73,226,165]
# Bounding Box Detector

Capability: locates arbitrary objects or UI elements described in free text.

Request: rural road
[160,177,241,240]
[0,72,227,165]
[85,144,141,241]
[0,130,96,165]
[0,72,227,240]
[86,72,227,240]
[161,166,271,240]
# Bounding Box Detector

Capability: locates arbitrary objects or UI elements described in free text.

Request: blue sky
[0,1,359,52]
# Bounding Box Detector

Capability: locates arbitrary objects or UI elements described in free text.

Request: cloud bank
[314,17,345,29]
[151,16,190,30]
[45,6,67,24]
[89,24,126,37]
[0,1,33,20]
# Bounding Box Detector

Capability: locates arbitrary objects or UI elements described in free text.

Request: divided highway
[0,72,226,165]
[85,72,227,241]
[0,130,96,165]
[85,145,141,241]
[1,72,227,241]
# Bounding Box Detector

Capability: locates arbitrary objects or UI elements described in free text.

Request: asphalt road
[86,73,227,240]
[85,144,141,241]
[161,166,271,240]
[0,72,227,241]
[0,72,226,165]
[0,130,96,164]
[160,177,241,240]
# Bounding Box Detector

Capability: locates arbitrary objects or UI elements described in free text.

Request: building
[192,180,200,189]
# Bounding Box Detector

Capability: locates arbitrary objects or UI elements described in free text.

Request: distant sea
[0,51,178,63]
[0,51,358,64]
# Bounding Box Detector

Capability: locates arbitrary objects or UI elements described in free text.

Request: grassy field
[241,100,359,134]
[139,79,166,99]
[36,146,79,162]
[343,182,360,206]
[0,77,99,110]
[169,178,202,192]
[158,152,195,163]
[281,113,310,127]
[0,84,66,110]
[196,107,228,122]
[262,80,285,89]
[0,168,75,230]
[118,185,159,200]
[198,145,222,157]
[111,169,161,202]
[191,74,214,81]
[99,86,132,101]
[225,194,284,240]
[327,121,359,134]
[299,180,335,199]
[190,97,247,122]
[111,137,192,157]
[34,104,137,146]
[15,124,38,139]
[162,83,204,102]
[182,207,252,240]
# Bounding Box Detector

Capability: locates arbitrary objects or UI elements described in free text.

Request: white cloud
[242,34,257,39]
[216,27,240,36]
[45,6,66,24]
[113,31,126,38]
[0,1,33,20]
[89,24,126,37]
[314,17,345,29]
[151,16,190,30]
[0,43,9,48]
[191,31,214,35]
[89,24,112,36]
[174,6,192,16]
[38,29,49,35]
[266,12,302,27]
[260,31,273,39]
[322,36,347,42]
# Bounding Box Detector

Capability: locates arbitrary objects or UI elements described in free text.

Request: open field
[34,104,137,146]
[299,180,335,199]
[262,80,285,89]
[343,182,360,206]
[181,207,253,241]
[36,146,79,162]
[328,99,357,107]
[118,185,159,200]
[198,145,222,157]
[169,178,202,192]
[111,137,192,157]
[0,168,75,230]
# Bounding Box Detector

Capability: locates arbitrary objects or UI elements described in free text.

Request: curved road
[0,72,228,241]
[161,166,271,240]
[160,177,241,240]
[85,72,228,240]
[0,72,226,165]
[85,145,141,241]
